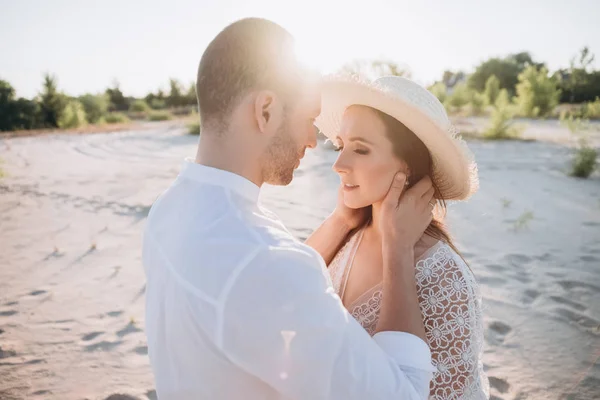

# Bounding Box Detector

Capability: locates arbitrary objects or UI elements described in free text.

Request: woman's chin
[343,195,369,210]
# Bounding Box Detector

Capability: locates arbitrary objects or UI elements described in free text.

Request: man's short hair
[196,18,302,131]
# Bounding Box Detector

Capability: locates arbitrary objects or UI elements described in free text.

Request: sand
[1,120,599,399]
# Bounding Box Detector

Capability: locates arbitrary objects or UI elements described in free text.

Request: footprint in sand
[580,254,599,263]
[505,253,532,266]
[534,252,553,262]
[521,289,540,305]
[81,331,104,341]
[116,322,142,338]
[133,345,148,355]
[488,376,510,394]
[549,295,587,311]
[557,280,600,293]
[4,301,18,306]
[0,328,4,335]
[553,308,600,332]
[478,276,507,286]
[486,321,512,345]
[582,221,600,227]
[513,272,532,284]
[0,346,17,359]
[32,390,51,396]
[29,289,47,296]
[107,310,124,318]
[84,340,123,352]
[485,264,508,272]
[104,394,141,400]
[0,310,18,317]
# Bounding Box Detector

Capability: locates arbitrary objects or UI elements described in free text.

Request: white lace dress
[328,229,490,400]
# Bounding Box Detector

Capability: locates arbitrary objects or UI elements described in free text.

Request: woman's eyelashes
[333,145,370,155]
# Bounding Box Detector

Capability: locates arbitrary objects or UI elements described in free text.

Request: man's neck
[195,132,264,188]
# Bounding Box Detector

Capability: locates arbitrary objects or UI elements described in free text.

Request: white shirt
[142,160,436,400]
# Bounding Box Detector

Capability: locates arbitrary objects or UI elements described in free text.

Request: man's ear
[254,90,283,135]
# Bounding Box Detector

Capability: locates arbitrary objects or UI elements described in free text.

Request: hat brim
[315,76,478,201]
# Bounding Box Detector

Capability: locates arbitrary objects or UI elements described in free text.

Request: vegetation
[148,110,173,121]
[515,66,561,117]
[560,112,598,178]
[483,90,521,140]
[2,47,600,133]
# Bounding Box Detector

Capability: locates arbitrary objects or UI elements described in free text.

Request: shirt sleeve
[220,246,436,400]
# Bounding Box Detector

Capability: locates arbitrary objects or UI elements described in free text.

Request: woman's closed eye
[334,145,369,155]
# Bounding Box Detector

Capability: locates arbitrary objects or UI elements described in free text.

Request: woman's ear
[254,90,283,136]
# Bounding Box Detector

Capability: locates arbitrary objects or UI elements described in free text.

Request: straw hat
[315,75,479,201]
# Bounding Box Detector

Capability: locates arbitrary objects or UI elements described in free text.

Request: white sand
[1,121,599,400]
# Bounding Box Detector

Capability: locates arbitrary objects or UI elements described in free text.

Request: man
[142,17,436,399]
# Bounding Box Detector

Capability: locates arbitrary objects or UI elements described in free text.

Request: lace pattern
[328,236,489,400]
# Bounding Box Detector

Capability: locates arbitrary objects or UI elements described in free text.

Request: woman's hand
[331,183,370,231]
[379,172,434,253]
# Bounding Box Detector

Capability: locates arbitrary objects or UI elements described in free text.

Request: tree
[441,70,466,89]
[106,80,128,111]
[484,75,501,106]
[38,73,67,128]
[79,93,109,123]
[185,82,197,106]
[167,78,184,108]
[515,66,561,117]
[556,47,600,103]
[468,52,544,95]
[1,80,38,131]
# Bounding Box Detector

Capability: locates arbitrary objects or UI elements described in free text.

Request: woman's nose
[332,151,350,174]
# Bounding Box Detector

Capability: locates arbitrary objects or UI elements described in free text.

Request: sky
[1,0,599,99]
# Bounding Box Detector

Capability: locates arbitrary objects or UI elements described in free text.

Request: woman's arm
[305,184,369,265]
[304,213,353,265]
[417,251,488,399]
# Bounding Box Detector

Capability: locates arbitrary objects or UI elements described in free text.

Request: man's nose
[306,126,318,149]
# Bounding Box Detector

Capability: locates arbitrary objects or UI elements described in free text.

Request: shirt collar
[180,158,260,203]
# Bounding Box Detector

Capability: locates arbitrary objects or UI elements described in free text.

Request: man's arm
[219,247,435,400]
[304,213,352,266]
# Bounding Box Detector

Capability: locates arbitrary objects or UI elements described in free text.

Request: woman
[306,75,489,399]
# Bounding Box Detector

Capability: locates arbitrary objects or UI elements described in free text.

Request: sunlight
[293,35,346,75]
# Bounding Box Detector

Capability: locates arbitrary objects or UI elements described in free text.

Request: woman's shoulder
[416,240,479,289]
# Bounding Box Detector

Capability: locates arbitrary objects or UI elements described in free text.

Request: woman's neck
[367,200,436,258]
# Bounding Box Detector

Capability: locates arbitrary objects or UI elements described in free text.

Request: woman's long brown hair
[359,105,465,259]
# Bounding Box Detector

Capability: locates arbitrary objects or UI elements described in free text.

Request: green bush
[148,110,173,121]
[571,146,597,178]
[483,89,520,139]
[445,82,470,112]
[582,97,600,119]
[129,99,151,113]
[484,75,501,106]
[468,91,487,116]
[58,100,88,129]
[515,66,561,117]
[1,80,42,131]
[103,112,130,124]
[79,93,109,123]
[187,120,200,135]
[560,112,598,178]
[428,82,447,104]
